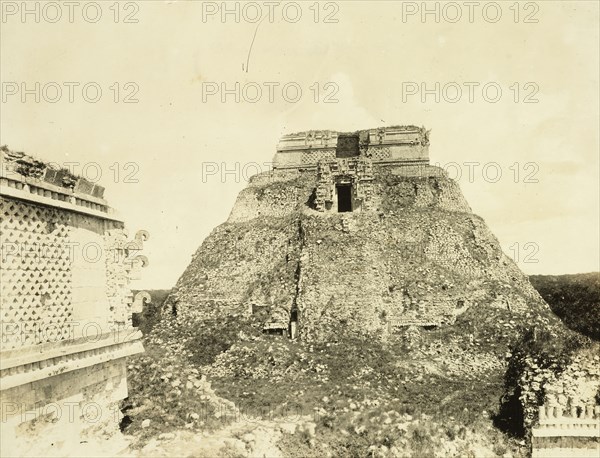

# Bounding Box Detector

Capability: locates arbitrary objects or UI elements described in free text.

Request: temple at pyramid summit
[273,126,430,213]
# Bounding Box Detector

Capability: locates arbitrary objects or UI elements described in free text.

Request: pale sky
[1,1,598,289]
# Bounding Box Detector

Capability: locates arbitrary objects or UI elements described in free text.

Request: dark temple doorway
[337,184,353,212]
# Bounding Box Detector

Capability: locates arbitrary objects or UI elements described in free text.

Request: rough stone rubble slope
[165,164,546,342]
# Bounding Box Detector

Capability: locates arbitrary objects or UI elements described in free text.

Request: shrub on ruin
[496,325,595,436]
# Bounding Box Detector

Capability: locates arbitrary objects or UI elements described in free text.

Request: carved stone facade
[315,158,374,212]
[0,148,148,456]
[273,125,430,170]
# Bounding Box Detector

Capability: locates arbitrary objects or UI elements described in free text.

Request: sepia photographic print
[0,1,599,457]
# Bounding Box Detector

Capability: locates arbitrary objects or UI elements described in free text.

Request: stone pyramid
[166,126,546,343]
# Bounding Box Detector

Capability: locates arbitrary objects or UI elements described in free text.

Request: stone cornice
[276,126,429,153]
[0,169,123,222]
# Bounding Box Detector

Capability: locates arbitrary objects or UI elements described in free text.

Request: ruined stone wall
[374,166,472,214]
[0,149,147,456]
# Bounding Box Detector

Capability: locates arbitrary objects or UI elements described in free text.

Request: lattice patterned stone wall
[1,198,74,348]
[366,146,392,161]
[0,198,147,349]
[300,149,336,165]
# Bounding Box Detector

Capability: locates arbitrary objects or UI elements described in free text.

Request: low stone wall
[534,403,599,437]
[531,403,600,458]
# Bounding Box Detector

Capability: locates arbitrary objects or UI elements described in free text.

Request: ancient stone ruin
[527,346,600,457]
[0,147,149,456]
[167,126,545,341]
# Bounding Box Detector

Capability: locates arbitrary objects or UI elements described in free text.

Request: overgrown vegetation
[530,273,600,340]
[124,300,550,455]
